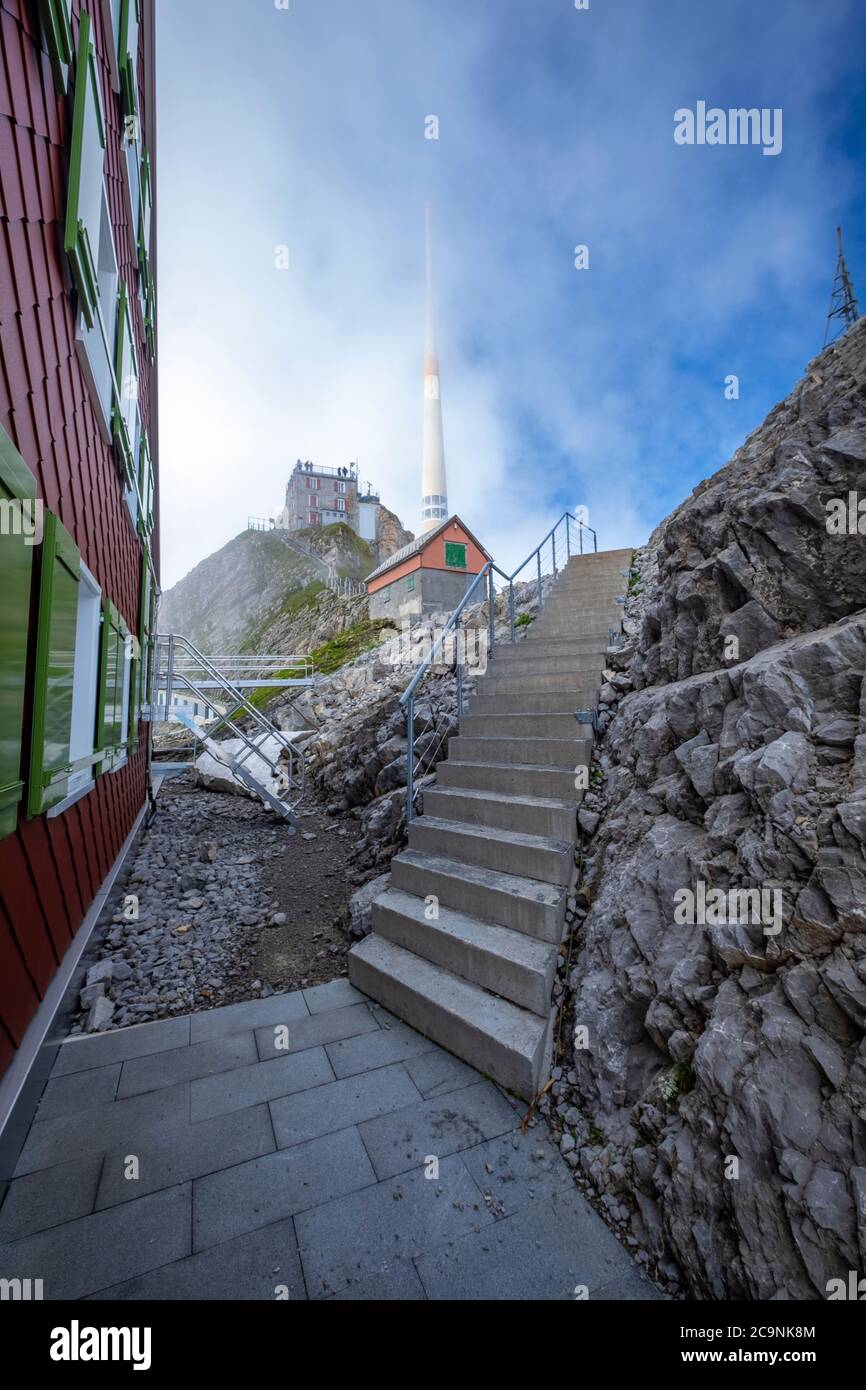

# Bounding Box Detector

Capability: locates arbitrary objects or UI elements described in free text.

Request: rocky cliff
[158,522,380,653]
[550,320,866,1299]
[375,503,414,566]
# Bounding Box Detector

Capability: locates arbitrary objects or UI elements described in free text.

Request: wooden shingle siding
[0,0,156,1067]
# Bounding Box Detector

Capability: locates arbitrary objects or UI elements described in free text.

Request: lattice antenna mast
[823,226,860,347]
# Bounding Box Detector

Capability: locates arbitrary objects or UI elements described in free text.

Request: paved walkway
[0,980,658,1300]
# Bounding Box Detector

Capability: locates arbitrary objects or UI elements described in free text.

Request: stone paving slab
[50,1015,191,1075]
[189,990,309,1044]
[325,1017,440,1078]
[95,1104,275,1209]
[403,1048,480,1099]
[0,1154,103,1243]
[413,1190,634,1301]
[0,1185,192,1301]
[326,1257,427,1301]
[302,979,367,1014]
[118,1032,258,1098]
[459,1130,574,1217]
[295,1153,494,1298]
[190,1045,333,1121]
[36,1062,121,1119]
[193,1126,376,1251]
[15,1082,192,1176]
[357,1081,518,1180]
[0,981,657,1301]
[254,1002,379,1061]
[87,1217,307,1301]
[269,1063,421,1149]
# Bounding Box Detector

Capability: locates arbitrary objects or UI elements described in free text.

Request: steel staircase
[149,634,310,825]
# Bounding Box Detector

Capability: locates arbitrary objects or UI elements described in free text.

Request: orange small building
[366,516,491,620]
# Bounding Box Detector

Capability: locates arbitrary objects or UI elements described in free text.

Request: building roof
[364,514,491,584]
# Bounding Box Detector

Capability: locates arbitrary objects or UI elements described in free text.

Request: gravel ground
[71,774,356,1034]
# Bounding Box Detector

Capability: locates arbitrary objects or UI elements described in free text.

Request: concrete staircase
[349,547,632,1099]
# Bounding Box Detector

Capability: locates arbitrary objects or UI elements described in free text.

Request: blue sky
[155,0,866,589]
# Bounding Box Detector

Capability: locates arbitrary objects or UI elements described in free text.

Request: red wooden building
[0,0,157,1145]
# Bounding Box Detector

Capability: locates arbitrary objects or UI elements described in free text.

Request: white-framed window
[336,480,346,494]
[74,185,119,440]
[63,562,102,802]
[114,281,140,498]
[337,498,346,512]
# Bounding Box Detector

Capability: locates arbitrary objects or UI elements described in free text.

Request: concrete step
[531,622,617,639]
[484,654,605,678]
[494,638,607,662]
[425,784,577,838]
[348,934,553,1099]
[536,601,622,618]
[371,888,559,1015]
[436,758,583,801]
[449,734,591,767]
[478,669,601,696]
[409,815,574,887]
[468,687,597,714]
[391,849,566,942]
[460,711,583,739]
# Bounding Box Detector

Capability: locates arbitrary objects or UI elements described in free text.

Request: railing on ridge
[401,511,597,821]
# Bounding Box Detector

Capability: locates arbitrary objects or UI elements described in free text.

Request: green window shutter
[444,541,467,569]
[64,11,107,330]
[137,559,154,716]
[127,631,141,752]
[101,601,125,764]
[28,513,81,817]
[144,279,156,361]
[113,282,139,484]
[0,430,37,839]
[38,0,74,93]
[406,574,415,592]
[119,0,141,118]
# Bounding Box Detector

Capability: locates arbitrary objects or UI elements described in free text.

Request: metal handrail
[402,510,597,821]
[152,634,305,803]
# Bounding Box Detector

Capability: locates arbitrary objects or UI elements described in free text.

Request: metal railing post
[552,529,557,576]
[406,692,415,825]
[537,550,542,609]
[487,566,495,656]
[165,635,174,714]
[580,523,584,555]
[566,517,571,560]
[509,582,516,643]
[455,613,463,719]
